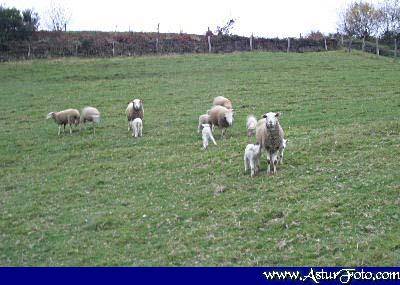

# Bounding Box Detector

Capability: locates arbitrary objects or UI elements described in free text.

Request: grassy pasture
[0,51,399,266]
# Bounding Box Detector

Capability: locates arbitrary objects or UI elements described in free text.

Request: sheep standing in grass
[126,99,144,131]
[244,143,261,177]
[208,105,234,138]
[256,112,285,174]
[246,115,257,137]
[46,109,80,136]
[278,138,288,164]
[80,106,100,134]
[198,114,211,133]
[213,96,233,109]
[130,118,143,138]
[201,124,217,149]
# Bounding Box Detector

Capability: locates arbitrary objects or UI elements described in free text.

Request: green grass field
[0,51,399,266]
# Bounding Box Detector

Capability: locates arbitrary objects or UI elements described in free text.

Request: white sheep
[46,109,80,136]
[201,124,217,149]
[278,138,288,164]
[246,115,257,137]
[244,143,261,177]
[130,118,143,138]
[80,106,100,134]
[207,105,234,137]
[126,99,144,131]
[198,114,211,133]
[213,96,233,109]
[256,112,285,174]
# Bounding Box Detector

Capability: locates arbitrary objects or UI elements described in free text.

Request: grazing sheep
[278,138,288,164]
[80,106,100,134]
[244,143,261,177]
[246,115,257,137]
[201,124,217,149]
[198,114,211,133]
[213,96,233,109]
[126,99,144,131]
[207,105,234,138]
[256,112,285,174]
[130,118,143,138]
[46,109,80,136]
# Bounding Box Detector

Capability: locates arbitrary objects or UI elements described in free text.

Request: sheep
[244,143,261,177]
[46,109,80,136]
[213,96,233,109]
[278,138,288,164]
[126,99,144,131]
[246,115,257,137]
[130,118,143,138]
[201,124,217,149]
[80,106,100,134]
[198,114,211,133]
[207,105,234,138]
[256,112,285,174]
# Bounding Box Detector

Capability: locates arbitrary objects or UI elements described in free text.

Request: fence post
[348,38,352,53]
[208,35,211,53]
[394,38,397,59]
[250,34,253,51]
[324,38,328,51]
[341,35,344,46]
[27,43,31,58]
[287,37,290,53]
[156,23,160,53]
[112,41,115,56]
[376,37,379,56]
[75,43,78,56]
[362,36,365,52]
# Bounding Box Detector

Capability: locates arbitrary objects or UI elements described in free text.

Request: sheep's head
[262,112,281,129]
[224,100,233,109]
[132,99,143,110]
[253,143,261,154]
[202,123,211,130]
[46,112,55,120]
[225,110,234,126]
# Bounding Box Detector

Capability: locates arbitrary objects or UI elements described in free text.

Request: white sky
[1,0,381,37]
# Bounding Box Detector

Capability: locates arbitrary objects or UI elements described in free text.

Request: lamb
[278,138,288,164]
[130,118,143,138]
[256,112,285,174]
[80,106,100,134]
[246,115,257,137]
[213,96,233,109]
[207,105,234,137]
[201,124,217,149]
[126,99,144,131]
[46,109,80,136]
[244,143,261,177]
[198,114,211,133]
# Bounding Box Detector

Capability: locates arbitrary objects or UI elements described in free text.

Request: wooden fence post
[341,35,344,46]
[324,38,328,51]
[156,23,160,53]
[394,38,397,59]
[362,36,365,52]
[27,43,31,58]
[376,37,379,56]
[112,41,115,56]
[287,38,290,53]
[75,43,78,56]
[348,38,352,53]
[208,36,211,53]
[250,34,253,51]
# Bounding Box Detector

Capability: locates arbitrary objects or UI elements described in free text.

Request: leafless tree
[380,0,400,35]
[46,2,71,31]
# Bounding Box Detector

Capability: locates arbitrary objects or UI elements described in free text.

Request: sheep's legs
[244,157,248,173]
[69,124,72,134]
[58,125,61,136]
[210,135,217,145]
[250,160,256,177]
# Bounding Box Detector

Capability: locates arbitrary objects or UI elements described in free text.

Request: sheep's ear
[275,112,281,117]
[262,114,268,118]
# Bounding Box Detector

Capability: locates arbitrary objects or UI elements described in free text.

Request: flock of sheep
[198,96,288,177]
[46,96,288,177]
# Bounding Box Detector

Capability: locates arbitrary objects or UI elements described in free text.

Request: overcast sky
[1,0,381,37]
